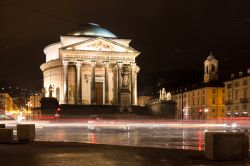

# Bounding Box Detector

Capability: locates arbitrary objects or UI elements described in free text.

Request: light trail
[2,120,230,129]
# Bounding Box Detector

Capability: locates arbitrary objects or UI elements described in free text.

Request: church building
[40,23,140,105]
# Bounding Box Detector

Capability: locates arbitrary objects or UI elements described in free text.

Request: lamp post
[225,100,233,118]
[204,108,209,121]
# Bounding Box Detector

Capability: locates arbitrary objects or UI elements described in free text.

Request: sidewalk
[0,142,249,166]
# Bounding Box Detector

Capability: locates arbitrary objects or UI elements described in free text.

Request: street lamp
[204,108,209,120]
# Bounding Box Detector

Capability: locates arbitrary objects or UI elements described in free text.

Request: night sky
[1,0,250,90]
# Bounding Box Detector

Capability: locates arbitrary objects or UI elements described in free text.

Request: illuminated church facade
[40,23,140,105]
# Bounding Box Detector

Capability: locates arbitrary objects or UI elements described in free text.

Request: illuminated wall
[173,87,224,120]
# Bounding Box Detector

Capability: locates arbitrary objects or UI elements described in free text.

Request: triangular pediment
[61,37,139,53]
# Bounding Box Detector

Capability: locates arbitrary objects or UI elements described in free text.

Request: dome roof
[67,23,117,38]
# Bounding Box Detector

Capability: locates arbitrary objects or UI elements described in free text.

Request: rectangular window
[212,96,216,104]
[192,99,195,106]
[227,84,232,89]
[183,94,186,98]
[192,92,195,96]
[235,91,238,100]
[228,91,231,99]
[197,98,199,105]
[202,96,205,105]
[212,89,216,94]
[244,89,247,98]
[243,79,248,86]
[197,91,200,96]
[235,82,239,87]
[212,109,215,113]
[235,106,238,110]
[203,90,205,94]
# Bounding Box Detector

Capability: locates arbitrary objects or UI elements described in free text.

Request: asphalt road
[0,142,249,166]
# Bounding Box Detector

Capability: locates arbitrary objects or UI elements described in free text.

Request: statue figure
[166,92,172,100]
[41,87,46,98]
[162,88,166,98]
[48,85,54,98]
[69,85,75,98]
[121,66,130,88]
[159,88,171,100]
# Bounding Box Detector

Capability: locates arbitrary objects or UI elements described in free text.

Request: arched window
[56,87,60,101]
[211,64,215,72]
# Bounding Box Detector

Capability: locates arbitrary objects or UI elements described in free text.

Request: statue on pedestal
[159,88,171,101]
[121,66,130,88]
[48,85,54,98]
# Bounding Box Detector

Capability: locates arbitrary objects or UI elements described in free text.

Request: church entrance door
[95,82,103,105]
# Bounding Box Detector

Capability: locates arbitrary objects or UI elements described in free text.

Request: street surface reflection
[3,119,248,150]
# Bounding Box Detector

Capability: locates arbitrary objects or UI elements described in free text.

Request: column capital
[117,62,123,68]
[63,59,69,65]
[130,62,136,68]
[90,61,96,67]
[103,61,109,67]
[76,60,83,67]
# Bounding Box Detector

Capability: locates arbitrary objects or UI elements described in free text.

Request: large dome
[67,23,117,38]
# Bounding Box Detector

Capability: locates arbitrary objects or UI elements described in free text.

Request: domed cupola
[67,23,117,38]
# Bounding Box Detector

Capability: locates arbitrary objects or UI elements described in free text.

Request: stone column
[113,66,118,104]
[76,60,82,104]
[63,60,69,104]
[130,62,137,105]
[90,61,96,104]
[134,70,138,105]
[103,61,109,104]
[117,62,123,103]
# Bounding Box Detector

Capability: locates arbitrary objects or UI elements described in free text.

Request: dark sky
[1,0,250,89]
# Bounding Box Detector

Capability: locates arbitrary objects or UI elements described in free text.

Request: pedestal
[17,124,36,141]
[119,89,131,112]
[0,129,13,143]
[205,132,249,161]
